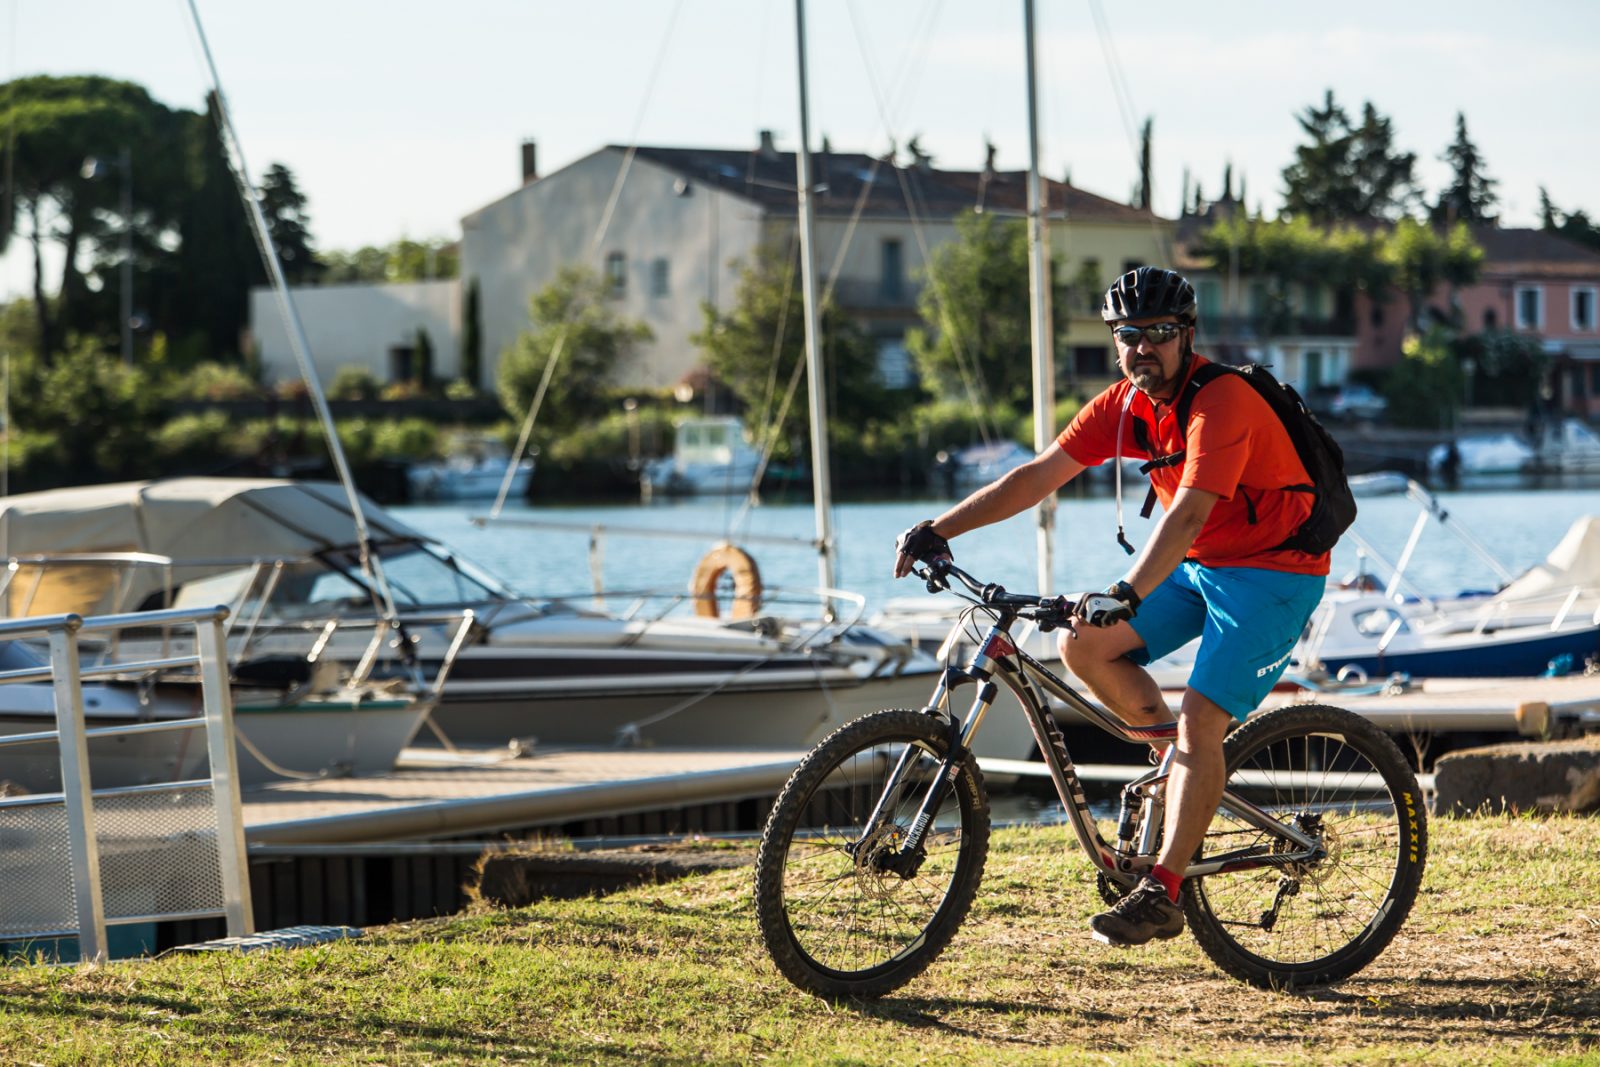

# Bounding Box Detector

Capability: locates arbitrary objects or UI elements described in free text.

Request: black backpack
[1130,362,1356,555]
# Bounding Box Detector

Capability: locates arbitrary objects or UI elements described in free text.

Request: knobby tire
[754,709,990,999]
[1184,703,1427,990]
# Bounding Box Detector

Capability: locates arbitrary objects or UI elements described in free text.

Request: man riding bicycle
[893,266,1329,948]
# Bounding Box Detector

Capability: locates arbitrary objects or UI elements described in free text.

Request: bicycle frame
[885,607,1321,887]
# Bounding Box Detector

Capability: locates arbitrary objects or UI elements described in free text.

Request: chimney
[757,129,779,162]
[520,140,539,184]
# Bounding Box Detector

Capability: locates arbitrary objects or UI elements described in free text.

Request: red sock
[1150,864,1182,903]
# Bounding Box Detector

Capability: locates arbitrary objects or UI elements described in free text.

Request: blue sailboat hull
[1319,625,1600,679]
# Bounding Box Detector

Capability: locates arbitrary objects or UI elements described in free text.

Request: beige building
[249,279,459,388]
[249,134,1176,397]
[462,134,1175,397]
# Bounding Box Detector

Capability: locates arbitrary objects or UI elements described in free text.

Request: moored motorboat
[0,478,1035,761]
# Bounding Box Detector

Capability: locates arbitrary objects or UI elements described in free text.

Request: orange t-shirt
[1056,355,1330,576]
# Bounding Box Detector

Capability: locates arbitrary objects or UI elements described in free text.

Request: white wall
[460,149,762,392]
[249,280,460,387]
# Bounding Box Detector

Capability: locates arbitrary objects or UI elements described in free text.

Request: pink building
[1352,228,1600,416]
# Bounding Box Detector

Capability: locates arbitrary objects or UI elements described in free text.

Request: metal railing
[0,606,252,963]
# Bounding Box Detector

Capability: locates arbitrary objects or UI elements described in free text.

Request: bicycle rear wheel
[754,709,990,999]
[1184,703,1427,990]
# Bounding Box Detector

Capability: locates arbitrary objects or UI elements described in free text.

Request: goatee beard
[1128,363,1175,399]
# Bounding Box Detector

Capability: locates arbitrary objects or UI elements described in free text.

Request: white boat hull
[0,690,431,793]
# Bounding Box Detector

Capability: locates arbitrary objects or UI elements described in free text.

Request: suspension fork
[858,619,1011,859]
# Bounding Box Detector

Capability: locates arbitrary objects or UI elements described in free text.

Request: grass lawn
[0,814,1596,1065]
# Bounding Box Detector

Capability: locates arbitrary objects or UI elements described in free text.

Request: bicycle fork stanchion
[49,619,108,964]
[892,628,1010,859]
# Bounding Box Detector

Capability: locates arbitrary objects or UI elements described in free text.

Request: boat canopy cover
[0,478,426,615]
[1496,515,1600,601]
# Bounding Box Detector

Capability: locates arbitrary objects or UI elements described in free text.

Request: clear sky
[3,0,1598,302]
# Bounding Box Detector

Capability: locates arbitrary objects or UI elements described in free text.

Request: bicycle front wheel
[754,709,990,999]
[1185,703,1427,990]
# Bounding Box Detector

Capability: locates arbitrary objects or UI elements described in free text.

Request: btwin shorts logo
[1255,647,1295,678]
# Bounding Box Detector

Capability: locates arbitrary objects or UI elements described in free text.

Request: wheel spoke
[1184,707,1426,989]
[755,711,991,997]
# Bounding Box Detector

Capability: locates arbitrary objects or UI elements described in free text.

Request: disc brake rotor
[854,824,908,901]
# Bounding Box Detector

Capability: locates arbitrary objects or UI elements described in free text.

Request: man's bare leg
[1154,688,1234,879]
[1058,621,1168,727]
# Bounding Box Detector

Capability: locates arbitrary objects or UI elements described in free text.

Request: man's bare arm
[1123,485,1220,599]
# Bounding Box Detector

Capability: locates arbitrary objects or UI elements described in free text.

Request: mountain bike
[754,559,1427,996]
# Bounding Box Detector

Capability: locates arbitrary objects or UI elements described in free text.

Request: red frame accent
[981,633,1017,659]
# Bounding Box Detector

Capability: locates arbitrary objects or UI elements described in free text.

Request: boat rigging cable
[488,0,688,521]
[1085,0,1175,264]
[843,0,999,447]
[180,0,400,624]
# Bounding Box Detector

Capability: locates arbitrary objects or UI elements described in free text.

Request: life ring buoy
[691,544,763,619]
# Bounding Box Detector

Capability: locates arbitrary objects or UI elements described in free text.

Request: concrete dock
[228,673,1600,847]
[241,746,808,845]
[1259,673,1600,734]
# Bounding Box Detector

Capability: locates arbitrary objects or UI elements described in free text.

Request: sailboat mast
[183,0,399,619]
[792,0,837,611]
[1023,0,1057,596]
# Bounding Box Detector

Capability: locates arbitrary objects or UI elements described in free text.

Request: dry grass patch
[0,814,1595,1065]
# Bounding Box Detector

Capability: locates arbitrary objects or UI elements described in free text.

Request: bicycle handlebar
[913,558,1078,632]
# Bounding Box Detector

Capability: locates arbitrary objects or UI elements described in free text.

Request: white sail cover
[0,478,425,615]
[1496,515,1600,601]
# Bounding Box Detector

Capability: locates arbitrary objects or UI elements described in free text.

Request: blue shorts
[1124,561,1325,720]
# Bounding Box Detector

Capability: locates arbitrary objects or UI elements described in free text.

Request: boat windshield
[308,540,513,609]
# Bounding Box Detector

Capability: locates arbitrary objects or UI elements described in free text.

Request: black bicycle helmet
[1101,266,1197,324]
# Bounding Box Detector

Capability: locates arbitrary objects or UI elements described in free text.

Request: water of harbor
[394,484,1600,616]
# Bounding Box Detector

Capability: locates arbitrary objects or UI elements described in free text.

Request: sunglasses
[1111,323,1185,347]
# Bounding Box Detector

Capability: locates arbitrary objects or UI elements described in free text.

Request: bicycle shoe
[1089,875,1184,946]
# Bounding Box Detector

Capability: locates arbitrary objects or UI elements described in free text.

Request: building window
[1073,345,1109,378]
[1573,287,1596,332]
[876,336,913,389]
[1516,285,1543,330]
[880,239,905,303]
[1122,259,1143,276]
[1483,307,1497,330]
[1196,279,1222,321]
[650,257,670,298]
[605,251,627,296]
[1078,258,1102,312]
[1301,285,1325,320]
[1249,282,1269,318]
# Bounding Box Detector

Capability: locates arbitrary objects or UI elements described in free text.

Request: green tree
[258,163,323,285]
[1380,218,1483,331]
[460,277,483,389]
[413,326,434,387]
[692,242,887,448]
[1382,328,1461,430]
[1348,102,1420,219]
[1431,113,1498,225]
[1454,330,1547,410]
[905,210,1067,412]
[1537,187,1600,255]
[1282,91,1418,223]
[497,266,651,437]
[0,75,188,361]
[17,337,158,474]
[170,93,260,364]
[320,238,459,283]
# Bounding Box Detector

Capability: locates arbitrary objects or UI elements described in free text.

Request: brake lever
[1033,595,1076,635]
[914,560,952,593]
